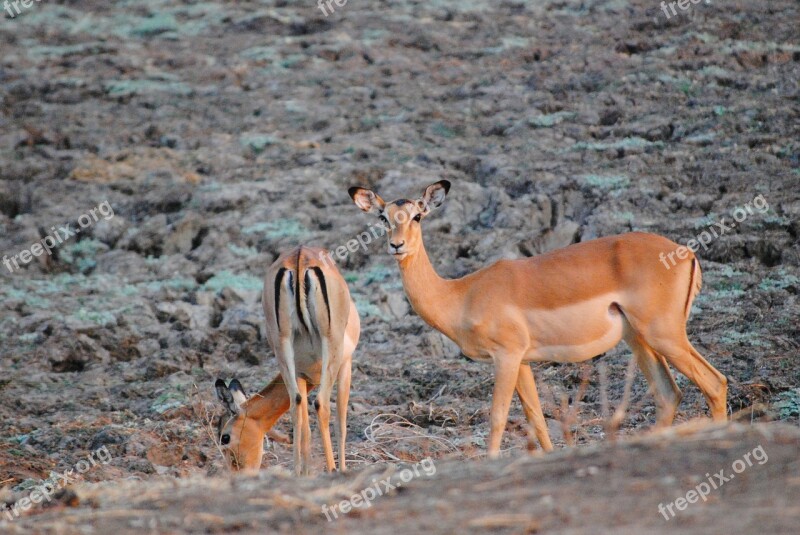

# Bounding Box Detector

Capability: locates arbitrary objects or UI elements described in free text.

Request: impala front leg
[488,353,523,458]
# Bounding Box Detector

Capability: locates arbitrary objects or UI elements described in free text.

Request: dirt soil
[2,424,800,534]
[0,0,798,533]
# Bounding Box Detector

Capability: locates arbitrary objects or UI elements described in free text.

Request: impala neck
[243,375,290,432]
[397,238,462,341]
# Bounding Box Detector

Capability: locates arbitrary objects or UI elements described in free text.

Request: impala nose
[389,241,405,253]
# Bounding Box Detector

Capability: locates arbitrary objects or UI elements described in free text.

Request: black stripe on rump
[304,270,314,333]
[309,266,331,328]
[274,267,287,331]
[295,250,308,331]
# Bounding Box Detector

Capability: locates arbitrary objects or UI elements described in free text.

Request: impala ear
[348,186,386,214]
[419,180,451,215]
[228,378,248,407]
[215,378,240,414]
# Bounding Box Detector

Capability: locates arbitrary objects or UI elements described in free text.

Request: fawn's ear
[215,379,240,414]
[228,378,248,407]
[348,186,386,214]
[418,180,451,215]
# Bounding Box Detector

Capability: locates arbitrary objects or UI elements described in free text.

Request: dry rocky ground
[0,0,798,533]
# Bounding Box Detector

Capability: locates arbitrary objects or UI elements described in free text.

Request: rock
[175,330,212,352]
[92,249,149,278]
[89,428,127,450]
[118,214,169,257]
[218,286,262,308]
[141,185,194,215]
[163,212,205,255]
[223,343,260,365]
[546,418,565,441]
[386,291,410,319]
[136,338,160,358]
[39,332,110,373]
[219,307,262,343]
[92,216,129,247]
[69,148,201,185]
[423,332,461,359]
[155,302,214,330]
[600,108,622,126]
[195,291,217,308]
[145,359,182,380]
[526,220,581,255]
[616,116,673,142]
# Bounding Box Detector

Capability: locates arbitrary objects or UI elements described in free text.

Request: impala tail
[685,257,703,319]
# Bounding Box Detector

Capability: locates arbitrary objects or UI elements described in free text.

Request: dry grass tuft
[360,414,458,462]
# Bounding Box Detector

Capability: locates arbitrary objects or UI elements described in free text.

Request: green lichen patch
[759,269,799,292]
[242,219,309,240]
[61,239,108,274]
[581,175,630,191]
[202,271,263,293]
[529,111,575,128]
[131,14,178,37]
[239,134,280,154]
[104,80,194,97]
[720,330,770,348]
[774,388,800,420]
[228,244,259,257]
[568,137,661,152]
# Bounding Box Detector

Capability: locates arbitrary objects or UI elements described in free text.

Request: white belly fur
[522,293,624,363]
[288,331,356,384]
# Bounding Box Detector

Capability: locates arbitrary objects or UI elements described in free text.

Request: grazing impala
[215,375,299,471]
[349,180,727,457]
[231,246,359,475]
[271,246,359,474]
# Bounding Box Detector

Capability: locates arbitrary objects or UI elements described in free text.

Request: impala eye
[413,213,422,222]
[221,434,230,445]
[379,215,389,225]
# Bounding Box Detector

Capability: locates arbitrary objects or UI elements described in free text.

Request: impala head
[348,180,450,261]
[214,378,263,472]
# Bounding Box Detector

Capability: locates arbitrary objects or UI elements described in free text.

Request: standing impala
[257,246,359,475]
[349,180,727,457]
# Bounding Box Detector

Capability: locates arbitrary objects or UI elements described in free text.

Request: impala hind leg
[315,341,339,472]
[488,354,523,458]
[296,377,312,476]
[334,359,352,472]
[315,384,336,472]
[648,337,727,421]
[515,364,553,452]
[277,341,304,476]
[290,396,302,476]
[625,334,682,427]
